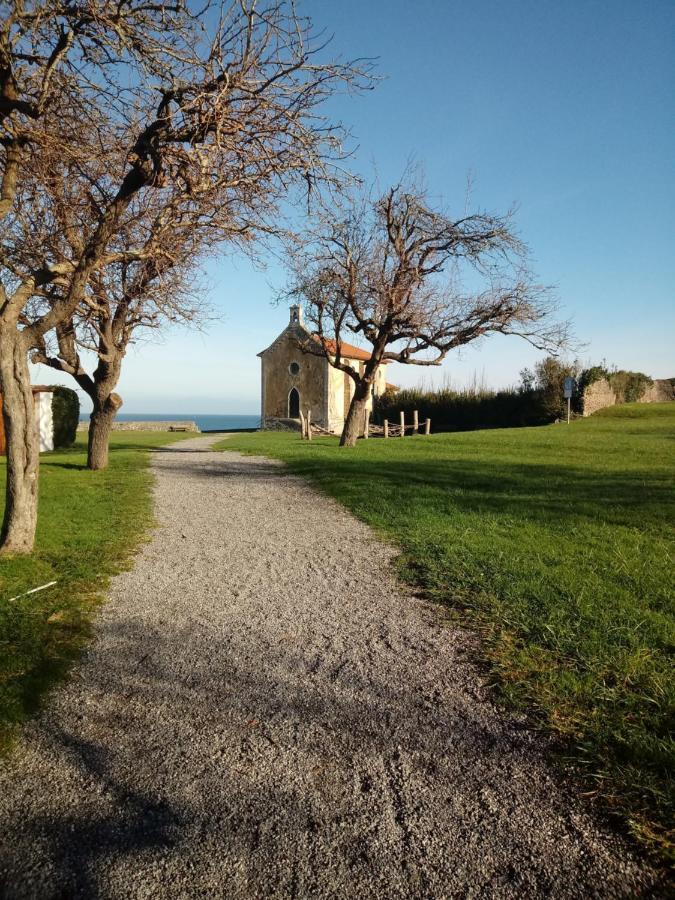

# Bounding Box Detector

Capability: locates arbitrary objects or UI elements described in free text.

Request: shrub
[533,357,582,420]
[51,386,80,448]
[375,384,553,433]
[609,370,652,403]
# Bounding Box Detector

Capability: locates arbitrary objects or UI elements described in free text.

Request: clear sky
[31,0,674,414]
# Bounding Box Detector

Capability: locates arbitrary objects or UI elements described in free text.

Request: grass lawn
[216,403,675,860]
[0,431,191,752]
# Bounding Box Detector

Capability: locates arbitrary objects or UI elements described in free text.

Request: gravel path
[0,435,659,898]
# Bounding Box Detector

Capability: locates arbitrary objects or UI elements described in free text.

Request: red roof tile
[313,335,389,363]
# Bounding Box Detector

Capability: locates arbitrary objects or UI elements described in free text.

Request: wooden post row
[306,408,312,440]
[384,419,389,439]
[425,418,431,435]
[364,409,370,439]
[413,409,419,433]
[400,410,405,437]
[299,410,306,439]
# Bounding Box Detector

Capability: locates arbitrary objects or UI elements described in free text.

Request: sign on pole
[563,377,575,424]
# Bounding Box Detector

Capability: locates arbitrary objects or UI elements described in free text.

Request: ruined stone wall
[582,380,618,416]
[642,380,675,403]
[582,378,674,416]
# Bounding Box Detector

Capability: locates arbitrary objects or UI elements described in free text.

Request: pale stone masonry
[76,420,200,433]
[258,306,389,433]
[582,378,674,416]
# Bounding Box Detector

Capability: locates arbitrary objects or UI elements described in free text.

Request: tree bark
[340,380,371,448]
[87,392,123,470]
[0,327,39,555]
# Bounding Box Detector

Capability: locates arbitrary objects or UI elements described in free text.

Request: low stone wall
[582,380,618,416]
[582,379,674,416]
[262,417,303,432]
[642,381,675,403]
[77,420,200,433]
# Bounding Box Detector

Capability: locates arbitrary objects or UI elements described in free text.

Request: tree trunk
[87,392,123,470]
[0,327,39,555]
[340,380,370,448]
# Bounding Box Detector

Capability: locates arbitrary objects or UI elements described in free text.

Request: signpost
[563,376,575,424]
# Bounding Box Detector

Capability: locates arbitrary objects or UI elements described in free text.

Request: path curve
[0,436,658,898]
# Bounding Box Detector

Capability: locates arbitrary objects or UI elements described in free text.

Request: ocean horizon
[79,413,260,432]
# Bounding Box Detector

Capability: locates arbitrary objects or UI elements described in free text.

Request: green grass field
[216,403,675,858]
[0,431,191,752]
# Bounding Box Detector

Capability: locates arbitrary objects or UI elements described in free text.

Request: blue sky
[32,0,674,414]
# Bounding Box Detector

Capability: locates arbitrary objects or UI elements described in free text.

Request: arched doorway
[288,387,300,418]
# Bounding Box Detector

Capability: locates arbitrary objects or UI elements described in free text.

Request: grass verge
[216,403,675,862]
[0,431,191,752]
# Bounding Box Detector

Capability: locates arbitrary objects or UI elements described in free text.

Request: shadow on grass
[42,461,90,471]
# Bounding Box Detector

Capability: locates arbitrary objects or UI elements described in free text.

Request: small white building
[33,388,54,452]
[0,386,54,455]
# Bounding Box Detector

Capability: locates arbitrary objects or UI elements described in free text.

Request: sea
[79,413,260,432]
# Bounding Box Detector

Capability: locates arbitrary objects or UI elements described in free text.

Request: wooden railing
[297,408,431,440]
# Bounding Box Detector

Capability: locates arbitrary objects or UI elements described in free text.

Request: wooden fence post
[424,418,431,435]
[306,408,312,441]
[413,409,419,434]
[364,409,370,439]
[400,410,405,437]
[299,410,306,439]
[384,419,389,439]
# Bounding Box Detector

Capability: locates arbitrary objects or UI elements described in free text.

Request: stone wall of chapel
[262,333,328,425]
[261,332,391,433]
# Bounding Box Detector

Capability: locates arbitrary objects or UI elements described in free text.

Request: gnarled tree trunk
[87,391,123,470]
[32,327,125,471]
[0,327,39,555]
[340,379,371,448]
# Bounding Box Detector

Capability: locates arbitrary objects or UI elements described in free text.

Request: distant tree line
[375,358,656,433]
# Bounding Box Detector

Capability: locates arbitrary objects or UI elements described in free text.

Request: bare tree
[28,155,237,471]
[0,0,372,553]
[32,249,206,470]
[286,180,570,447]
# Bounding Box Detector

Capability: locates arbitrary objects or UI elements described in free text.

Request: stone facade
[258,306,388,433]
[582,378,674,416]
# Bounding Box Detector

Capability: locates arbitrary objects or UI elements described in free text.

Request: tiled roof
[313,336,390,363]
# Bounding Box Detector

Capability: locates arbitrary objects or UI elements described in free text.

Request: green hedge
[374,386,552,433]
[51,386,79,448]
[374,359,656,435]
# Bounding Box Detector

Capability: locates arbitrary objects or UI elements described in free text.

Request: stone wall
[77,420,199,432]
[582,380,618,416]
[642,380,675,403]
[582,378,674,416]
[261,330,329,427]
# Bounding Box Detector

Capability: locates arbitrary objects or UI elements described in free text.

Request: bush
[609,370,652,403]
[532,357,582,419]
[51,386,79,448]
[375,385,553,433]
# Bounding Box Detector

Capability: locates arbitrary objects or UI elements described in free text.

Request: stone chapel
[258,306,391,433]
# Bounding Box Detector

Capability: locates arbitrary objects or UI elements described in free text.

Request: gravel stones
[0,437,659,898]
